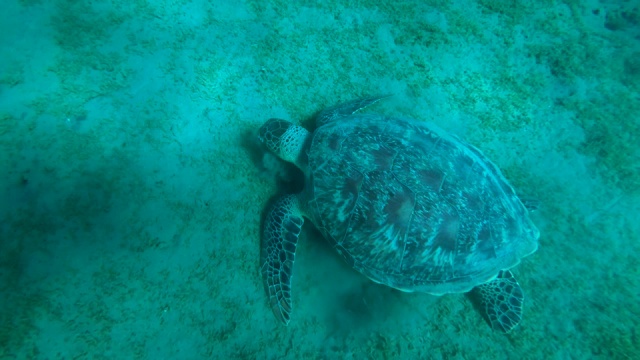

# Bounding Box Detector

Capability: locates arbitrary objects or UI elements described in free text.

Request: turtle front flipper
[470,270,524,333]
[261,194,304,325]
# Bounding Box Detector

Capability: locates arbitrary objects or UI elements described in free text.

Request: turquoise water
[1,0,638,359]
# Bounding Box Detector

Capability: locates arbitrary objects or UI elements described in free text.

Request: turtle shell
[303,114,539,295]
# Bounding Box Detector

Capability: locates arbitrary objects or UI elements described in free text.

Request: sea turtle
[258,96,539,333]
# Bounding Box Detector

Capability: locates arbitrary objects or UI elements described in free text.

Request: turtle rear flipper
[469,270,524,333]
[261,194,304,325]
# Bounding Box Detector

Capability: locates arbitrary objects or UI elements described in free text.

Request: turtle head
[259,119,311,170]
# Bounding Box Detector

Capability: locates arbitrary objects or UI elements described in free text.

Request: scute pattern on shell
[304,114,539,295]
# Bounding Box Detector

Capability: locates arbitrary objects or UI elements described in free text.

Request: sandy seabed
[0,1,638,359]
